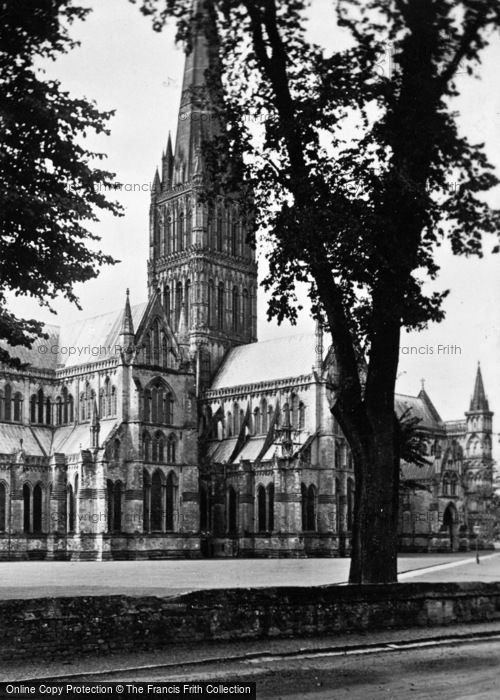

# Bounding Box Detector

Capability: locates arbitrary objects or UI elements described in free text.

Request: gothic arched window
[216,210,223,251]
[164,284,171,320]
[13,392,22,422]
[158,434,165,462]
[56,397,62,425]
[257,484,266,533]
[23,483,31,533]
[175,281,183,327]
[217,282,224,330]
[37,389,44,424]
[208,279,215,328]
[442,475,450,496]
[166,471,177,530]
[242,289,249,333]
[143,431,151,461]
[67,484,75,533]
[230,221,238,256]
[291,394,299,428]
[253,407,261,435]
[151,469,163,531]
[185,279,191,327]
[178,211,184,251]
[30,394,37,423]
[4,384,11,422]
[261,399,268,433]
[298,402,305,429]
[33,483,43,533]
[301,483,317,531]
[167,434,177,463]
[232,286,239,332]
[233,403,239,435]
[450,474,458,497]
[114,481,123,532]
[185,209,191,248]
[152,321,161,365]
[267,483,274,531]
[45,397,51,425]
[143,469,151,532]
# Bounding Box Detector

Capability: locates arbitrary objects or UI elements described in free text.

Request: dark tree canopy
[134,0,500,582]
[0,0,121,366]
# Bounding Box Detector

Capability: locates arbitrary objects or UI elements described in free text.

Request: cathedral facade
[0,5,495,560]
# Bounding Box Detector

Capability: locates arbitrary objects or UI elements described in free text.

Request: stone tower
[465,363,493,464]
[464,363,494,540]
[147,0,258,386]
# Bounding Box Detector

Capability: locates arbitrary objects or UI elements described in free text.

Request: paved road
[242,638,500,699]
[0,552,498,598]
[37,634,500,699]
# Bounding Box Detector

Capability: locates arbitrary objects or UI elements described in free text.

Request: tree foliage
[0,0,121,366]
[133,0,500,582]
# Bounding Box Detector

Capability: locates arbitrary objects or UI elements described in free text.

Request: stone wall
[1,582,499,661]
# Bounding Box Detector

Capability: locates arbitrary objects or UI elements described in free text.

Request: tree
[0,0,121,366]
[134,0,500,583]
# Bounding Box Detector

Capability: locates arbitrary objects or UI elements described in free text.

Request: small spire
[421,378,425,390]
[119,288,135,363]
[152,167,161,194]
[162,133,174,190]
[173,0,221,184]
[470,363,489,412]
[120,288,134,337]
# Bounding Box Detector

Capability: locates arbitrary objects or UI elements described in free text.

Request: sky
[8,0,500,443]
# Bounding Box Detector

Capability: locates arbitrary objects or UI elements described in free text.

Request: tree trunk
[348,424,399,584]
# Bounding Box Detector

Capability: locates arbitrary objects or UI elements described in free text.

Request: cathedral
[0,5,495,560]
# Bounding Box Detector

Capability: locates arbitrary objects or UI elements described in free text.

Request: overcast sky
[8,0,500,441]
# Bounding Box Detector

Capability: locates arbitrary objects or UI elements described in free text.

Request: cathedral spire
[172,0,221,185]
[470,363,489,412]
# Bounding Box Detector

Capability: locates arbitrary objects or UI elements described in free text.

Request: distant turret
[152,167,161,195]
[470,363,490,412]
[465,363,493,460]
[162,133,174,190]
[119,288,135,363]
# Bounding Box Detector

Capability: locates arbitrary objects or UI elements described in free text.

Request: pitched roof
[0,424,52,457]
[52,419,117,456]
[0,325,61,371]
[0,303,147,371]
[395,393,443,431]
[211,334,321,390]
[58,303,147,369]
